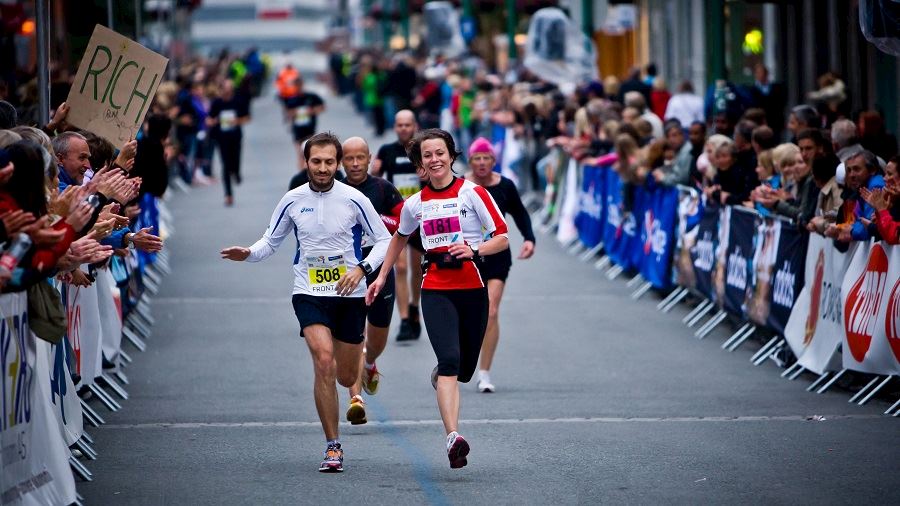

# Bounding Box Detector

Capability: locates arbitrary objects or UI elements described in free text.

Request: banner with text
[1,293,77,506]
[841,242,900,375]
[783,235,854,374]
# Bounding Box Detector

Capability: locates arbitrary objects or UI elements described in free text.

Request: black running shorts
[292,294,366,344]
[366,267,395,328]
[479,248,512,282]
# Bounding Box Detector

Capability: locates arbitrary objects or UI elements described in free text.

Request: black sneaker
[408,320,421,339]
[408,305,421,338]
[395,319,415,342]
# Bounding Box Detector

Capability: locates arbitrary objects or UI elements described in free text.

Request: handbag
[27,280,66,344]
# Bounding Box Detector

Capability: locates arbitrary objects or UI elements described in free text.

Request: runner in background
[221,132,391,473]
[373,110,423,341]
[340,137,405,425]
[464,138,536,392]
[284,76,326,170]
[275,62,300,122]
[206,79,250,207]
[366,129,509,469]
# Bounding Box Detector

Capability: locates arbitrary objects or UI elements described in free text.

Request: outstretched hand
[220,246,250,261]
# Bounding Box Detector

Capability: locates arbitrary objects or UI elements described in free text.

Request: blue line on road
[366,395,450,506]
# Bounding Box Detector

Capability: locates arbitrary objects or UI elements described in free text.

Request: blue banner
[625,184,649,271]
[639,182,679,289]
[575,165,606,249]
[689,204,720,300]
[603,168,623,264]
[722,208,757,317]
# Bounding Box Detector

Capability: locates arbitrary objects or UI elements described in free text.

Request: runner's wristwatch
[469,244,479,260]
[358,260,373,275]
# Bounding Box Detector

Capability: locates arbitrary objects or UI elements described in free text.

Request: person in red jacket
[1,141,92,281]
[861,155,900,244]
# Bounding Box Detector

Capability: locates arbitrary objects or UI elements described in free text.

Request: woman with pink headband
[465,137,536,393]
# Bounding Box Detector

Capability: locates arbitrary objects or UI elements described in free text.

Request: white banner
[1,293,77,506]
[97,268,123,363]
[841,242,900,375]
[43,337,83,447]
[64,279,103,387]
[556,158,579,244]
[783,235,854,374]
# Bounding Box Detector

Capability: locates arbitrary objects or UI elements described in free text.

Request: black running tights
[421,288,489,383]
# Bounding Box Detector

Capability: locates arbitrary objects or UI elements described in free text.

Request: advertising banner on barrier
[721,208,755,317]
[747,218,780,327]
[674,190,703,290]
[603,168,624,263]
[841,242,900,375]
[626,185,648,271]
[1,293,77,506]
[49,337,83,446]
[640,183,678,289]
[784,235,854,374]
[556,158,580,244]
[64,279,103,387]
[98,268,123,363]
[575,165,606,249]
[686,204,721,300]
[768,222,807,333]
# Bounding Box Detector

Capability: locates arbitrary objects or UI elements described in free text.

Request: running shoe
[408,319,422,339]
[319,443,344,473]
[477,375,495,394]
[431,365,439,390]
[395,319,415,342]
[408,304,421,338]
[346,395,367,425]
[446,432,469,469]
[362,363,381,395]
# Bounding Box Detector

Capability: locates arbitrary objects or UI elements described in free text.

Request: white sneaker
[477,372,495,393]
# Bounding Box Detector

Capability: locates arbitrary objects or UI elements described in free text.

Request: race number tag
[393,173,421,199]
[421,199,463,250]
[306,252,346,294]
[294,106,311,126]
[220,110,237,131]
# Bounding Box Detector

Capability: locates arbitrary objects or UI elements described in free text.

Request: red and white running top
[398,177,508,290]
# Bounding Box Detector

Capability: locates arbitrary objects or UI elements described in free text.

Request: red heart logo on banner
[844,245,889,362]
[885,277,900,363]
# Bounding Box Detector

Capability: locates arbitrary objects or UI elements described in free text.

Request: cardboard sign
[65,24,168,146]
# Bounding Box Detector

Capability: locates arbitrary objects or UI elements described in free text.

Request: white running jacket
[248,181,391,297]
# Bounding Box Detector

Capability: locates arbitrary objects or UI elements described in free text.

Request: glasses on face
[470,155,493,164]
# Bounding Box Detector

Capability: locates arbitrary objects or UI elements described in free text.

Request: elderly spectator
[704,137,760,206]
[826,150,886,243]
[757,143,819,226]
[830,119,864,162]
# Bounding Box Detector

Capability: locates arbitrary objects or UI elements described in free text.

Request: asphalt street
[80,90,900,505]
